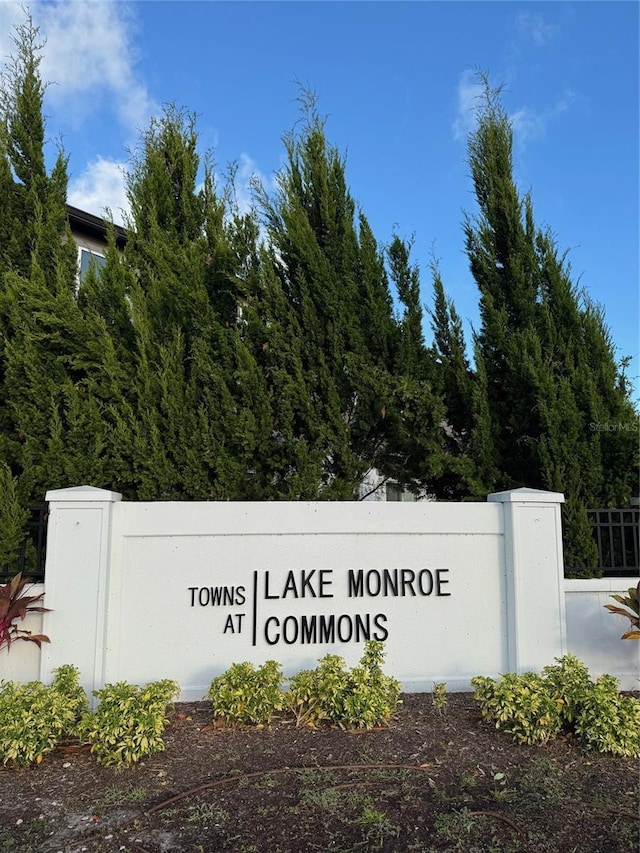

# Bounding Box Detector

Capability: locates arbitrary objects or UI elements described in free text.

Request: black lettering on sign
[264,616,279,645]
[417,570,434,595]
[189,585,246,606]
[264,569,334,599]
[347,570,364,597]
[223,613,245,634]
[436,569,451,596]
[264,570,278,600]
[348,569,445,598]
[262,612,389,646]
[400,569,416,596]
[318,614,335,644]
[337,614,353,642]
[373,613,388,641]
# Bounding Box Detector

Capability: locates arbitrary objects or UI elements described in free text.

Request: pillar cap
[488,487,565,504]
[46,485,122,502]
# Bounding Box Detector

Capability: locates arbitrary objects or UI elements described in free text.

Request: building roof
[66,204,127,250]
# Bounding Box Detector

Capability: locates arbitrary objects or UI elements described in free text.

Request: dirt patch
[0,694,638,852]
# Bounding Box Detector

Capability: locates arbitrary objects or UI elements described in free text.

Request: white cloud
[552,88,576,117]
[452,70,485,141]
[37,0,156,135]
[0,3,26,61]
[68,157,129,225]
[1,1,156,137]
[453,70,575,147]
[511,89,576,146]
[0,1,157,218]
[228,153,276,217]
[515,11,559,47]
[509,107,545,144]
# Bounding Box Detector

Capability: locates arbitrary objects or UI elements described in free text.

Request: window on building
[78,248,107,283]
[385,482,416,502]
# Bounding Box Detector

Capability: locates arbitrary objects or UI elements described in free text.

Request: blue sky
[1,1,638,398]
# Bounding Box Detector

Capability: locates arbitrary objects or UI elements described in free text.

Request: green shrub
[432,682,448,714]
[0,681,62,765]
[79,678,179,767]
[541,654,592,724]
[471,671,563,745]
[207,660,285,725]
[287,640,401,730]
[341,640,401,729]
[0,665,86,765]
[574,675,640,757]
[286,654,346,727]
[473,656,640,757]
[50,664,89,736]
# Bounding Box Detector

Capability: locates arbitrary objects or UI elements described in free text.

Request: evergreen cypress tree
[0,15,123,516]
[242,242,330,498]
[387,235,425,379]
[257,100,376,496]
[467,340,501,496]
[429,267,473,435]
[0,15,76,284]
[355,214,396,369]
[118,106,272,500]
[464,79,638,572]
[381,235,446,494]
[427,261,479,498]
[257,96,443,497]
[0,463,30,576]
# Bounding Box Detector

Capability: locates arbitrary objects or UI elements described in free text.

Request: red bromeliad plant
[0,573,50,653]
[604,581,640,640]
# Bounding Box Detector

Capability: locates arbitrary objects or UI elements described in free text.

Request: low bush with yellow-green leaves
[78,679,179,767]
[574,674,640,757]
[0,664,87,765]
[286,640,401,729]
[207,641,401,730]
[472,654,640,757]
[540,654,592,725]
[286,652,347,727]
[5,649,635,770]
[207,660,285,725]
[1,669,178,769]
[471,671,563,745]
[431,681,448,714]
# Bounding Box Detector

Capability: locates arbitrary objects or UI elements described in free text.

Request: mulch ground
[0,693,638,853]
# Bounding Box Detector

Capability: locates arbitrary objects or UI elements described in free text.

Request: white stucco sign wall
[39,487,567,701]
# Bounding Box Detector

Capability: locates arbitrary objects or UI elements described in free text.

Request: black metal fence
[0,504,49,584]
[587,507,640,578]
